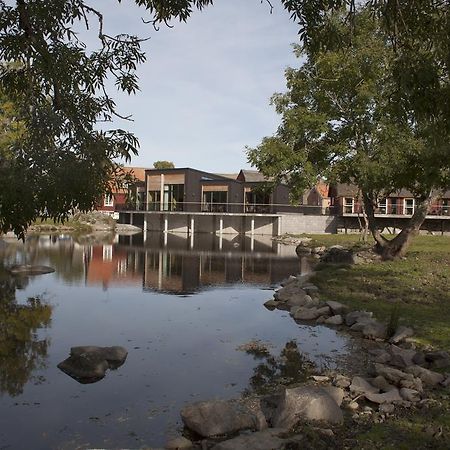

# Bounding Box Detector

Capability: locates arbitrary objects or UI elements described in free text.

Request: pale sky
[103,0,300,172]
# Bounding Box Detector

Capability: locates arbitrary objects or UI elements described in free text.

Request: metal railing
[342,203,450,217]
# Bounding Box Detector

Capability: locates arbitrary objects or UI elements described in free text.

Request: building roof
[238,170,270,183]
[214,173,239,180]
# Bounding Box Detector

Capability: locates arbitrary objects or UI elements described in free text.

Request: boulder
[370,376,397,393]
[364,388,402,404]
[272,386,343,428]
[389,326,414,344]
[286,293,309,307]
[320,246,357,264]
[180,400,256,438]
[296,244,312,255]
[362,321,387,340]
[304,295,320,308]
[264,299,279,309]
[350,317,377,332]
[369,349,391,365]
[302,284,319,295]
[211,429,287,450]
[399,388,421,403]
[324,315,343,325]
[9,264,55,275]
[165,436,193,449]
[379,403,395,414]
[345,311,373,327]
[374,364,414,384]
[350,377,379,395]
[399,377,423,393]
[322,386,345,407]
[294,307,321,321]
[404,365,445,386]
[316,306,331,316]
[57,346,127,383]
[326,301,349,315]
[425,351,450,369]
[280,275,297,287]
[388,345,417,369]
[334,375,351,388]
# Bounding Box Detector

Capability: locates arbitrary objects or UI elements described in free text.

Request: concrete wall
[279,214,338,234]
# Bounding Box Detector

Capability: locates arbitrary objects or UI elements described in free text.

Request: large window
[245,191,271,213]
[343,197,354,214]
[404,198,415,215]
[164,184,184,211]
[442,199,450,216]
[389,198,399,215]
[202,191,228,212]
[104,194,114,207]
[378,198,387,214]
[147,191,161,211]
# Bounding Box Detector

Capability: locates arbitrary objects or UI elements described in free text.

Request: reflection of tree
[0,277,52,396]
[242,341,315,397]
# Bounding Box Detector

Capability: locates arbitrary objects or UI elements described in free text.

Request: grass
[303,234,450,350]
[30,218,93,233]
[299,233,450,448]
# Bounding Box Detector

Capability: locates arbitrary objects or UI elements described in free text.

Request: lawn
[305,234,450,350]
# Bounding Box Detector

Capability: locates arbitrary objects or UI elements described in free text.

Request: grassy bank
[301,234,450,449]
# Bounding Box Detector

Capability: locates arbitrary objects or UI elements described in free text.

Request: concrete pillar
[219,217,223,235]
[160,174,165,211]
[164,216,168,233]
[277,216,282,236]
[130,212,134,225]
[250,217,255,236]
[143,214,147,241]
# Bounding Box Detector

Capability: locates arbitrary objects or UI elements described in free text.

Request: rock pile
[170,273,450,449]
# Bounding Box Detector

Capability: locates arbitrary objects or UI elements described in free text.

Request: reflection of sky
[0,236,351,448]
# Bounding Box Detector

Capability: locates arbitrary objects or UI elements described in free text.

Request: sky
[101,0,301,173]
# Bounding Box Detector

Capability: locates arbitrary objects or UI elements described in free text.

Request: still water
[0,232,351,449]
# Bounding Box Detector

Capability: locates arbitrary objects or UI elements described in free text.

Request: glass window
[343,197,354,214]
[202,191,228,212]
[404,198,415,215]
[442,199,450,216]
[245,191,271,213]
[147,191,161,211]
[389,198,399,215]
[104,194,114,207]
[378,199,387,214]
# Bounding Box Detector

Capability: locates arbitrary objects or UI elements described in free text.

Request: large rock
[350,377,379,395]
[320,246,356,265]
[362,321,387,340]
[404,365,445,386]
[389,326,414,344]
[165,436,193,449]
[425,351,450,369]
[388,346,417,369]
[294,307,321,321]
[326,301,349,315]
[264,299,279,309]
[399,388,421,403]
[211,429,287,450]
[345,311,373,327]
[364,388,402,404]
[180,400,256,437]
[371,376,397,393]
[374,364,414,384]
[325,315,343,325]
[322,386,345,407]
[9,264,55,275]
[57,345,128,383]
[272,386,343,428]
[350,317,377,332]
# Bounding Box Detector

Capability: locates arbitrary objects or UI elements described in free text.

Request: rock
[274,284,307,302]
[371,376,397,393]
[304,295,320,308]
[374,364,414,385]
[294,307,321,321]
[302,284,319,295]
[404,365,445,386]
[311,246,326,254]
[399,377,423,393]
[165,436,193,449]
[362,322,387,340]
[286,293,310,307]
[9,264,55,275]
[370,349,391,364]
[316,306,331,316]
[388,345,417,369]
[348,401,359,411]
[334,375,351,388]
[441,377,450,388]
[379,403,395,414]
[326,301,349,315]
[350,317,377,332]
[211,429,287,450]
[345,311,373,327]
[412,352,427,366]
[272,386,343,428]
[399,388,421,402]
[180,400,256,438]
[320,246,356,264]
[280,275,297,287]
[425,351,450,369]
[389,326,414,344]
[322,386,345,407]
[364,388,402,404]
[57,345,128,383]
[316,316,327,324]
[296,244,312,255]
[324,315,343,325]
[264,299,279,309]
[311,375,330,383]
[350,376,379,395]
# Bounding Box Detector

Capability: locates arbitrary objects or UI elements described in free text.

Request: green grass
[30,218,93,233]
[303,234,450,350]
[299,234,450,448]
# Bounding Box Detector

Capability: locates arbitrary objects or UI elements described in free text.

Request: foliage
[248,7,450,257]
[0,277,52,397]
[153,160,175,169]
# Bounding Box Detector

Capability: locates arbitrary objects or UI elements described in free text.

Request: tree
[1,1,448,238]
[248,8,450,259]
[153,160,175,169]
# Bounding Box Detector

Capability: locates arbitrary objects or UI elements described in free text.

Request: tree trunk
[362,192,433,260]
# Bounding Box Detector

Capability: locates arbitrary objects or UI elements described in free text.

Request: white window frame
[104,193,114,207]
[378,198,387,214]
[404,198,415,215]
[343,197,355,214]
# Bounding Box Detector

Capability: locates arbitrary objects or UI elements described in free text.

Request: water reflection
[2,232,313,295]
[0,275,52,396]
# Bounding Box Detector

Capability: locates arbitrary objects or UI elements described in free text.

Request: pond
[0,232,352,449]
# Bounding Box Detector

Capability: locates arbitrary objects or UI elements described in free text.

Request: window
[202,191,228,212]
[245,191,271,213]
[104,194,114,207]
[378,198,387,214]
[389,198,399,215]
[343,197,354,214]
[442,199,450,216]
[404,198,415,215]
